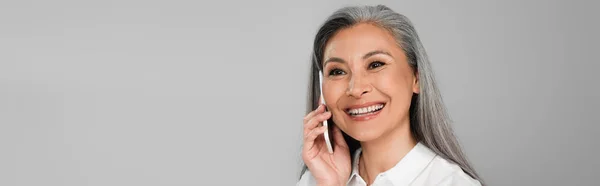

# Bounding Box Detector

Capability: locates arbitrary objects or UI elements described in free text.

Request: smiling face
[322,23,419,142]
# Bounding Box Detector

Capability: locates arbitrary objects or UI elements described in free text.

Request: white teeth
[347,104,384,115]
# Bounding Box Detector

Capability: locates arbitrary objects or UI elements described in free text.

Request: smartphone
[319,72,334,154]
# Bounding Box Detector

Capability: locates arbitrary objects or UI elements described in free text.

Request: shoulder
[413,155,482,186]
[296,170,317,186]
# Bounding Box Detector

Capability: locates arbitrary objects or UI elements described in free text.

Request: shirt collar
[347,142,438,185]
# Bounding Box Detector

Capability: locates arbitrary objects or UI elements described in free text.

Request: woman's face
[322,23,419,142]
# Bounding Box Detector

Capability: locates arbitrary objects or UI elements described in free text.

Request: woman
[298,5,483,186]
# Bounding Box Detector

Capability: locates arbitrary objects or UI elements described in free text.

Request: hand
[302,104,351,186]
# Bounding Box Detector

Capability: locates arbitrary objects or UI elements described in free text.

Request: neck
[358,118,417,185]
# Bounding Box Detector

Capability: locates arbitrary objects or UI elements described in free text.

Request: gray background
[1,0,598,185]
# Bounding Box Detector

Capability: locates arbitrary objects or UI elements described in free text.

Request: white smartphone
[318,72,334,154]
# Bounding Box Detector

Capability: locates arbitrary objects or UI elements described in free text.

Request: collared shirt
[297,142,481,186]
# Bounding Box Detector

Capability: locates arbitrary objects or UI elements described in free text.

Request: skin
[302,23,420,186]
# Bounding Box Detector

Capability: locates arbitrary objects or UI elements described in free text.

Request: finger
[303,104,324,124]
[332,124,348,149]
[303,111,331,136]
[303,125,327,152]
[319,97,328,111]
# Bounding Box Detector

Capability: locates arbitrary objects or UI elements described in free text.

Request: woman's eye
[368,61,385,69]
[328,69,346,76]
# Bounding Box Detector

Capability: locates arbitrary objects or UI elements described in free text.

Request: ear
[412,71,420,94]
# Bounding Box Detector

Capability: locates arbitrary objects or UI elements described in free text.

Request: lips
[346,103,385,115]
[344,102,386,121]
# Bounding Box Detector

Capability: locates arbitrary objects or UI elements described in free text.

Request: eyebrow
[323,50,393,67]
[363,50,392,60]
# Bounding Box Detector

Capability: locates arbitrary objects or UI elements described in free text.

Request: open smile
[344,102,386,121]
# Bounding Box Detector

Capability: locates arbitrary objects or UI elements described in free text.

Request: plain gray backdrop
[1,0,598,185]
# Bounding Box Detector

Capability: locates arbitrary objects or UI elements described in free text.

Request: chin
[342,125,387,142]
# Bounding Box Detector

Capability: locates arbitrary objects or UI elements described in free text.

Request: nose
[345,74,372,98]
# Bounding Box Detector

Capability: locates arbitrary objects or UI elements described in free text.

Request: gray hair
[300,5,483,184]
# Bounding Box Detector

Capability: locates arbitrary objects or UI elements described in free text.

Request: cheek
[375,68,413,96]
[375,68,415,116]
[323,81,350,128]
[323,80,347,109]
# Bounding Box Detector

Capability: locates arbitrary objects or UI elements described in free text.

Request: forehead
[324,23,400,59]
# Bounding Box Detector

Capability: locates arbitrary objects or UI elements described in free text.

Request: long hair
[299,5,483,184]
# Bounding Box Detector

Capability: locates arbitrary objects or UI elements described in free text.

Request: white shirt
[297,142,481,186]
